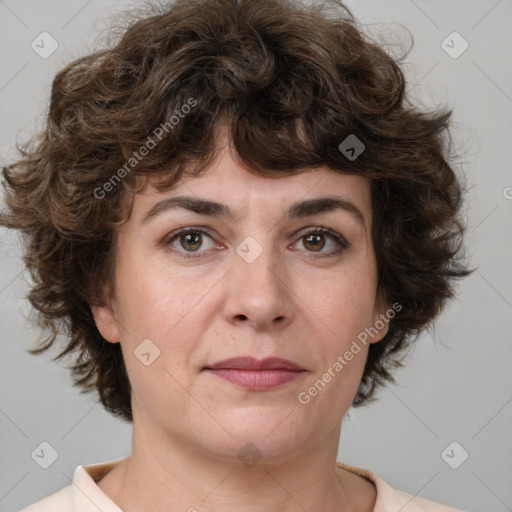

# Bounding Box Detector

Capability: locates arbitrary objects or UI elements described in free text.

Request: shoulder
[17,458,126,512]
[18,485,73,512]
[336,461,466,512]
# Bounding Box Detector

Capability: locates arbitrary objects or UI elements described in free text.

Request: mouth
[205,356,304,371]
[203,357,307,391]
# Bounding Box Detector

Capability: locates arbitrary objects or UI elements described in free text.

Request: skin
[91,129,390,512]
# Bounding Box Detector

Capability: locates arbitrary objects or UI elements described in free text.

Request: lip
[203,357,306,391]
[205,357,304,371]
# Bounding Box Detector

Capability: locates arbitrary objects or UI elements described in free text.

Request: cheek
[302,264,378,343]
[117,284,206,419]
[113,255,215,378]
[113,250,199,339]
[298,275,374,412]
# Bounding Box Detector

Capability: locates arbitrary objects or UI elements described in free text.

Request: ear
[90,304,120,343]
[370,290,392,344]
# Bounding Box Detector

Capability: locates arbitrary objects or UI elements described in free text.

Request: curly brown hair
[1,0,473,423]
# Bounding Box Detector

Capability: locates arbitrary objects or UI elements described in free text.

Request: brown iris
[303,233,325,252]
[180,232,203,251]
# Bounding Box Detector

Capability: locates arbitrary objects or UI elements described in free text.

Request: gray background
[1,1,511,511]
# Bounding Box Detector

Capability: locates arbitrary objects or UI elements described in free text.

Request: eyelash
[163,226,349,260]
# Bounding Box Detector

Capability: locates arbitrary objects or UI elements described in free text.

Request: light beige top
[19,457,466,511]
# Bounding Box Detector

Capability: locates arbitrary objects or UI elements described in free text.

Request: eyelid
[294,226,350,249]
[161,226,219,248]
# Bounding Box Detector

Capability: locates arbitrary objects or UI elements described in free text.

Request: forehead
[134,146,372,222]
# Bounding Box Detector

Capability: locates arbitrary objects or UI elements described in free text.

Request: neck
[97,419,374,512]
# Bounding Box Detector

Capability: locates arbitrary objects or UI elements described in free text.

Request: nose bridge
[234,231,284,292]
[225,230,294,329]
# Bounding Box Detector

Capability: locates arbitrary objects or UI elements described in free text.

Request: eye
[165,227,220,259]
[163,226,349,260]
[291,227,349,259]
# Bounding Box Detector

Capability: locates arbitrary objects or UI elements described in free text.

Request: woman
[1,0,472,510]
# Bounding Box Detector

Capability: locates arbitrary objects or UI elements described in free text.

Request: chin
[195,413,309,462]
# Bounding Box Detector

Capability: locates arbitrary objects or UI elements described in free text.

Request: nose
[223,241,295,332]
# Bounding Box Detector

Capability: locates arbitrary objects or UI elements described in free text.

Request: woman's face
[92,137,389,462]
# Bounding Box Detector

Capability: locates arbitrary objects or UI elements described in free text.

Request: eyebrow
[142,194,367,230]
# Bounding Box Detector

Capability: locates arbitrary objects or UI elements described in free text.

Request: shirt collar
[73,457,399,512]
